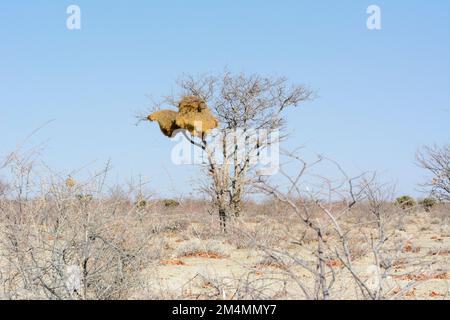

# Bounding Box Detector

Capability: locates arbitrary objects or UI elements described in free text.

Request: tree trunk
[230,190,242,218]
[219,208,227,233]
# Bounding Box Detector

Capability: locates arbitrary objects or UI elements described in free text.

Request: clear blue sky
[0,1,449,197]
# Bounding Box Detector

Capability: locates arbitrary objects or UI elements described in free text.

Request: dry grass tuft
[175,239,229,259]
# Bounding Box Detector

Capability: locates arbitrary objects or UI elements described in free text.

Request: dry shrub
[0,153,159,300]
[225,219,285,249]
[1,199,156,299]
[161,199,181,208]
[174,239,229,259]
[147,215,190,235]
[347,237,369,261]
[254,254,291,269]
[433,204,450,225]
[186,222,220,241]
[180,269,286,300]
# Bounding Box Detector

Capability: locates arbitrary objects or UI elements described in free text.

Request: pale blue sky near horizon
[0,1,449,198]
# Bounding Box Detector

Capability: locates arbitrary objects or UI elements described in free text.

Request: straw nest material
[147,110,180,137]
[176,96,219,136]
[148,96,219,138]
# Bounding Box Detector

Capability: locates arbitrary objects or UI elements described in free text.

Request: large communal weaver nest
[147,110,180,138]
[176,96,219,136]
[148,96,219,138]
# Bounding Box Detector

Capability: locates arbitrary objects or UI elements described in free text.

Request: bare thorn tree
[416,144,450,202]
[252,152,426,300]
[145,71,314,231]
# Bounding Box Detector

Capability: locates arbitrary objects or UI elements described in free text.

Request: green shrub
[161,199,180,208]
[135,199,148,209]
[419,197,436,212]
[76,193,93,203]
[395,196,416,209]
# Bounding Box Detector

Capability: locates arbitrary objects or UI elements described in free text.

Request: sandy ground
[1,210,448,300]
[140,213,449,300]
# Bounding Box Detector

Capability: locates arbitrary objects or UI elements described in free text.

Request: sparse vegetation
[396,195,416,210]
[174,239,229,259]
[419,197,437,212]
[135,199,148,209]
[1,72,448,301]
[0,149,449,300]
[161,199,181,208]
[417,144,450,202]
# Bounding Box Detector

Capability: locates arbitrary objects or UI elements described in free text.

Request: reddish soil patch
[160,259,186,266]
[183,252,225,259]
[201,281,214,289]
[434,273,450,280]
[393,259,406,267]
[403,244,420,253]
[394,272,450,281]
[430,291,445,297]
[326,259,343,268]
[391,286,402,295]
[405,288,416,297]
